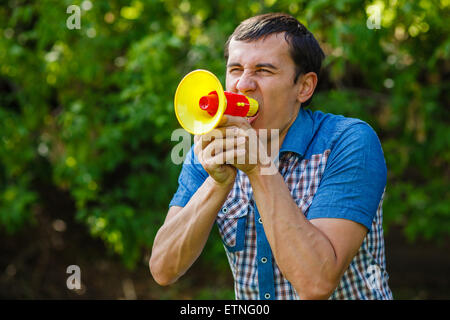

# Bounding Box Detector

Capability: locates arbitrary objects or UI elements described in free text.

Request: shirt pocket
[216,197,248,252]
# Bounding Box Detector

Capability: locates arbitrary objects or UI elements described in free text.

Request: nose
[235,71,257,95]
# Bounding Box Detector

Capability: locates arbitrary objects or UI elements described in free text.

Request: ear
[296,72,318,104]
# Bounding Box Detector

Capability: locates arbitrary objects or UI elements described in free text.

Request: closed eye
[257,69,273,74]
[228,68,242,73]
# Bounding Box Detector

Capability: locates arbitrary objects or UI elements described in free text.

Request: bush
[1,0,448,269]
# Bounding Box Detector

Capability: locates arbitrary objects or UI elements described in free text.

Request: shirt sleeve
[306,122,387,231]
[168,145,209,208]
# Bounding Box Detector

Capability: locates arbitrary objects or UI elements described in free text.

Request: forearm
[150,176,233,285]
[248,166,338,299]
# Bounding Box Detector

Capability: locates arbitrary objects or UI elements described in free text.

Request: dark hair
[224,13,325,107]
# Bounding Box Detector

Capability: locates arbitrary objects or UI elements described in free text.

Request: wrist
[206,175,235,192]
[246,162,278,179]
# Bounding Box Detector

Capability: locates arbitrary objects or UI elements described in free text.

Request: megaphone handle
[223,92,250,117]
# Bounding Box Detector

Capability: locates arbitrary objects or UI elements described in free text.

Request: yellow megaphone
[174,69,259,135]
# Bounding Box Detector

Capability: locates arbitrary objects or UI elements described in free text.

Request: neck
[277,106,301,152]
[258,107,300,161]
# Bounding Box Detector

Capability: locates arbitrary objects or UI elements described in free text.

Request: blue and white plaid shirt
[170,107,393,300]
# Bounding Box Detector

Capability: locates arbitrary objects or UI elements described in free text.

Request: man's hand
[194,115,275,185]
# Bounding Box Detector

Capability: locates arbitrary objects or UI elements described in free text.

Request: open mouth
[246,98,261,124]
[246,110,259,124]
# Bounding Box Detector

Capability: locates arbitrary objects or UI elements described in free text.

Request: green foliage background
[0,0,449,275]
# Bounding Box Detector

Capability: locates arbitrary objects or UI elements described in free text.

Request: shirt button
[222,207,228,214]
[258,217,262,224]
[261,257,268,264]
[264,293,271,299]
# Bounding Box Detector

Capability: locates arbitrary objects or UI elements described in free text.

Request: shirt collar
[279,107,314,157]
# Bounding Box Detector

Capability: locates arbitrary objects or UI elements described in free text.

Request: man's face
[225,32,302,135]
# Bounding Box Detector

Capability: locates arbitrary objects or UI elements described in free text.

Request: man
[150,13,393,300]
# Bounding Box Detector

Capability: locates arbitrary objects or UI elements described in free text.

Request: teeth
[247,110,259,118]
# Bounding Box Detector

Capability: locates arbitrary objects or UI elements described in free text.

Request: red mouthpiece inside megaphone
[199,92,219,116]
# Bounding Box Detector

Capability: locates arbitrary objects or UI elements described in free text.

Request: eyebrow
[256,63,278,70]
[227,62,279,70]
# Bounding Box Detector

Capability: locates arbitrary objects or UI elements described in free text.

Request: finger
[202,136,246,160]
[194,134,202,146]
[208,126,251,141]
[218,115,228,126]
[205,147,247,167]
[193,132,216,156]
[194,136,202,156]
[217,114,251,129]
[200,128,226,149]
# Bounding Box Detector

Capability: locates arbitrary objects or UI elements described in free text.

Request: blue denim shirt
[169,107,392,299]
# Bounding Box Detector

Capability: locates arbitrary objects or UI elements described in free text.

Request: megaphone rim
[174,69,226,135]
